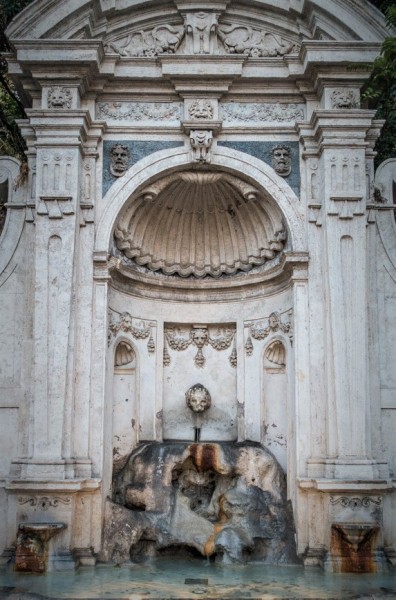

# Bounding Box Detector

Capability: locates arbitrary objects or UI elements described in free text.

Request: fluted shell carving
[115,341,135,367]
[115,172,286,278]
[264,340,286,366]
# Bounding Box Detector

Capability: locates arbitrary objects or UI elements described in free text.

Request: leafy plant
[0,0,34,162]
[360,2,396,166]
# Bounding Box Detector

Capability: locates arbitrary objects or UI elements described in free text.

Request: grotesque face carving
[110,144,130,177]
[192,327,208,348]
[189,99,214,120]
[268,312,281,330]
[271,145,291,177]
[47,86,72,109]
[331,89,357,109]
[186,383,211,413]
[120,312,132,330]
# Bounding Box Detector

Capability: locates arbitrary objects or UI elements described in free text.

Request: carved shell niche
[114,171,286,278]
[264,340,286,366]
[115,341,135,367]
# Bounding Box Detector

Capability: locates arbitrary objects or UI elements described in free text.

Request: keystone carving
[190,130,213,163]
[164,324,236,368]
[188,99,214,120]
[183,12,219,54]
[47,87,72,109]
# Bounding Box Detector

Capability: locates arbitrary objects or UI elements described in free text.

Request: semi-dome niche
[114,171,287,278]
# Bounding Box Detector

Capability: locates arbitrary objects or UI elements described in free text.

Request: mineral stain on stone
[104,441,299,565]
[331,524,379,573]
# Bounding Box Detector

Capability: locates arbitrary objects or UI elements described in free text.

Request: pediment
[6,0,390,47]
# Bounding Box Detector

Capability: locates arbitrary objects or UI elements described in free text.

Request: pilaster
[299,110,381,480]
[16,110,94,480]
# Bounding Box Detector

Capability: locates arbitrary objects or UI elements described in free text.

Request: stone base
[384,546,396,567]
[303,546,326,568]
[73,547,96,567]
[0,547,15,567]
[48,551,77,571]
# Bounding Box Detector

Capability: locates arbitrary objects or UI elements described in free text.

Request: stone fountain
[103,385,298,565]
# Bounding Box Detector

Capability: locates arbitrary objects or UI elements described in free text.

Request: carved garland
[221,102,304,123]
[96,102,182,122]
[245,311,293,356]
[109,311,155,354]
[164,325,237,368]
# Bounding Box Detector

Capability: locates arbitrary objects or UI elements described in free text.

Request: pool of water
[1,560,396,599]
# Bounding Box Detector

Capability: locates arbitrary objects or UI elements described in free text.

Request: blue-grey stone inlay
[103,140,184,195]
[218,141,300,196]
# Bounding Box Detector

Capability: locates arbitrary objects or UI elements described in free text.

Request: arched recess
[0,156,26,279]
[107,334,139,470]
[261,334,293,472]
[95,145,306,257]
[93,145,308,492]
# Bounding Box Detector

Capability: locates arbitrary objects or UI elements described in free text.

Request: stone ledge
[5,479,101,493]
[298,478,395,493]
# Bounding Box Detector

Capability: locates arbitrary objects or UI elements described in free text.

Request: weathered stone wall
[0,0,394,573]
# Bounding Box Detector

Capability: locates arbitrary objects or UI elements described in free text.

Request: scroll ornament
[105,17,298,58]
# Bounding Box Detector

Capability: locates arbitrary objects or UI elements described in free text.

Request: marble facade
[0,0,396,571]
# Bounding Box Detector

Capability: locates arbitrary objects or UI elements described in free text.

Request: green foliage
[361,3,396,167]
[0,0,34,161]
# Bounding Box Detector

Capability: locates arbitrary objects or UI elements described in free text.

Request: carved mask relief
[47,86,72,109]
[110,144,130,177]
[331,89,358,109]
[188,99,214,120]
[186,383,212,413]
[272,145,291,177]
